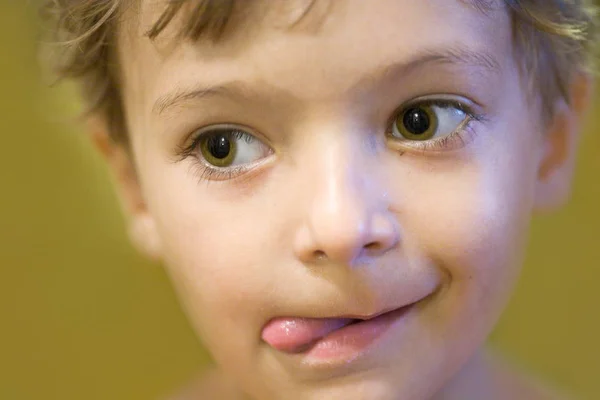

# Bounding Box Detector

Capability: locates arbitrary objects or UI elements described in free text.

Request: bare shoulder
[165,367,247,400]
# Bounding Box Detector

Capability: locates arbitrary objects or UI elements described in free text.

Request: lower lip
[302,306,412,364]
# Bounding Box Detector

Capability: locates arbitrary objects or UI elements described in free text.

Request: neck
[433,347,498,400]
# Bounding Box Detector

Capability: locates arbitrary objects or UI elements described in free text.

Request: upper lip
[333,303,416,321]
[268,290,433,323]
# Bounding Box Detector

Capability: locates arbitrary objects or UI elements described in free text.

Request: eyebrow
[152,46,501,116]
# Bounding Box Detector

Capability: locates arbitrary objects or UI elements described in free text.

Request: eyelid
[176,124,275,182]
[385,95,487,154]
[176,123,272,161]
[387,94,483,129]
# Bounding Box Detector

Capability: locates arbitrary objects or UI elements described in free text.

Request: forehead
[118,0,511,116]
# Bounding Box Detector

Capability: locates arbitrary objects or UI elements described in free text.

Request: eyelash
[177,129,257,183]
[384,99,487,155]
[195,164,248,182]
[177,99,488,181]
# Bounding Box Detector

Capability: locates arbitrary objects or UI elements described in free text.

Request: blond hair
[42,0,599,143]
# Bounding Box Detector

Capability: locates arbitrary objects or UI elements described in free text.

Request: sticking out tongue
[261,317,355,353]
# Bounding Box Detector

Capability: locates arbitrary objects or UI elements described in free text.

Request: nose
[293,141,399,267]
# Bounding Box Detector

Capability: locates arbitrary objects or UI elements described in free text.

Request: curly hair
[42,0,599,144]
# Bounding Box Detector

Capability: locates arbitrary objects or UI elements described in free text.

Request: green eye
[194,128,272,169]
[395,105,438,141]
[390,102,469,143]
[199,132,237,167]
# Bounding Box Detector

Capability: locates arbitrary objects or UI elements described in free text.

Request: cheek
[396,119,542,332]
[141,165,287,354]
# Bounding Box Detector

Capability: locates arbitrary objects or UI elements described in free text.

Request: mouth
[261,303,417,363]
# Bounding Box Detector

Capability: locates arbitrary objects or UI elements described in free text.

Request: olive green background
[1,3,599,399]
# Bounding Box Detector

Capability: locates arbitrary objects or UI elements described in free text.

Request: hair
[41,0,599,144]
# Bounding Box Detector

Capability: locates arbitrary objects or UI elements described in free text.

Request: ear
[534,72,595,212]
[88,116,163,261]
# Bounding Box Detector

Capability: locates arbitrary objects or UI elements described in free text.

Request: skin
[91,0,593,399]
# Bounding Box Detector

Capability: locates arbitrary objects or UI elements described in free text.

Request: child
[43,0,598,399]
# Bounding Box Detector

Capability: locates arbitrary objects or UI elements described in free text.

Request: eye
[195,127,272,168]
[390,102,469,142]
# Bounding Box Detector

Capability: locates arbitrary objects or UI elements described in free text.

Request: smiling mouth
[261,303,416,361]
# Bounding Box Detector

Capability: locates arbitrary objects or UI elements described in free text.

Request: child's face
[110,1,582,399]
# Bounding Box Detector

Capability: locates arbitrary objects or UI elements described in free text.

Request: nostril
[313,250,327,260]
[365,242,380,250]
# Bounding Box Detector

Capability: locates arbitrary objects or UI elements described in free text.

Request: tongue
[261,317,354,353]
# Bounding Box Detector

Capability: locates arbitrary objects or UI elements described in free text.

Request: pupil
[403,108,430,135]
[207,135,231,159]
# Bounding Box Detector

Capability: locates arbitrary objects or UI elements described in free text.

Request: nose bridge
[316,138,370,226]
[295,128,398,266]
